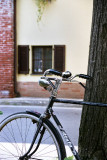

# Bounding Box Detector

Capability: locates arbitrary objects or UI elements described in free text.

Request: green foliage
[0,111,3,115]
[64,156,74,160]
[34,0,54,22]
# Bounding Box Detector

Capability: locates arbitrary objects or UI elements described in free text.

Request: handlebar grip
[78,74,92,80]
[44,69,62,76]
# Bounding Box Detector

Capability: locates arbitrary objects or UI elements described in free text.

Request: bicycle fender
[26,110,41,118]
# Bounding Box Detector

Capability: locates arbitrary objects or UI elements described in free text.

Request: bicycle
[0,69,107,160]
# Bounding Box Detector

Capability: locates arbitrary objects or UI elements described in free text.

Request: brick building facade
[0,0,15,98]
[0,0,92,99]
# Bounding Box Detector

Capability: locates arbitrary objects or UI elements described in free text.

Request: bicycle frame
[21,96,107,160]
[44,97,107,160]
[52,97,107,160]
[54,98,107,107]
[50,99,81,160]
[20,68,107,160]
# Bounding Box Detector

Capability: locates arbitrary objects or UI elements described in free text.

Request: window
[18,45,65,75]
[32,46,52,74]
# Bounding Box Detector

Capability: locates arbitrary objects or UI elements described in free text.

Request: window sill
[30,73,43,75]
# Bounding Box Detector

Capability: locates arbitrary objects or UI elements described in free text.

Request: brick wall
[17,82,85,99]
[0,0,15,98]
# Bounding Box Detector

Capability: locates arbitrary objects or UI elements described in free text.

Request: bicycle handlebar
[43,69,92,80]
[77,74,92,80]
[44,69,72,78]
[44,69,62,77]
[39,69,92,93]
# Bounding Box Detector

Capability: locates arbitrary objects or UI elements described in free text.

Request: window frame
[32,46,53,74]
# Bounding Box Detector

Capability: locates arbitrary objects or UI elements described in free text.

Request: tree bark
[78,0,107,160]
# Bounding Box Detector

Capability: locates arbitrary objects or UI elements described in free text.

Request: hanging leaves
[34,0,54,22]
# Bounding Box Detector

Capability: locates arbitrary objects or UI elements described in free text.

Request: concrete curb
[0,97,83,108]
[0,97,48,106]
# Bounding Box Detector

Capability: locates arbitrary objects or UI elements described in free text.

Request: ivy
[34,0,54,22]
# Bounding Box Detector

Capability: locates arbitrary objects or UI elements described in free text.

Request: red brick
[0,0,15,98]
[17,82,85,99]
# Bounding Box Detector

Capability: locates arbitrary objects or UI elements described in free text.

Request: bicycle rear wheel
[0,112,66,160]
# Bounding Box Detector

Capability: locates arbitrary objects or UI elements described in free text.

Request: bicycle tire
[0,112,66,160]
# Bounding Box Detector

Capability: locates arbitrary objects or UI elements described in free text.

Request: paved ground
[0,105,82,145]
[0,97,82,158]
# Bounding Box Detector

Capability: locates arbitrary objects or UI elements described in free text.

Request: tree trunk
[78,0,107,160]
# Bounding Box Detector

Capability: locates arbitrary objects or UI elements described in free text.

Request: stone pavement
[0,142,78,159]
[0,97,83,108]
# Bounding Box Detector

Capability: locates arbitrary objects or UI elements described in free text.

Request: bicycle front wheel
[0,112,66,160]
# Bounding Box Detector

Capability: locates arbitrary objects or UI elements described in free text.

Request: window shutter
[18,45,29,74]
[54,45,65,72]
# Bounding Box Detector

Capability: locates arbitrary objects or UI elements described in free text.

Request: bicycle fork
[19,98,54,160]
[52,113,81,160]
[19,115,45,160]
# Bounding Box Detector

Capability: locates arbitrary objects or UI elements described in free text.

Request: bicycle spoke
[0,113,65,160]
[0,125,21,156]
